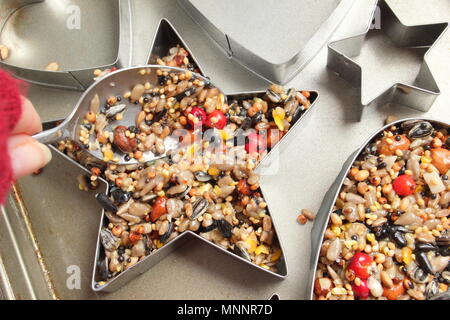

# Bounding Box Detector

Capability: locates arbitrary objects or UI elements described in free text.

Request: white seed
[367,276,383,297]
[130,84,145,102]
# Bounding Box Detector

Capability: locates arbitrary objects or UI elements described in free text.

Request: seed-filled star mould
[327,0,448,121]
[54,18,319,292]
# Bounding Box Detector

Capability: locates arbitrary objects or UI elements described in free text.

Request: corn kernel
[366,233,376,243]
[255,245,269,255]
[208,166,220,176]
[401,247,412,265]
[271,250,282,262]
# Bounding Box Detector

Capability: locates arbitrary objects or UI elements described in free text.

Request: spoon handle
[32,125,67,145]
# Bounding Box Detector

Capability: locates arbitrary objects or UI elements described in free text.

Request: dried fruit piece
[377,135,410,155]
[151,196,168,222]
[96,192,118,213]
[255,244,269,255]
[423,171,445,194]
[129,231,143,245]
[383,282,405,300]
[272,107,285,131]
[431,148,450,174]
[244,231,258,254]
[237,179,252,196]
[113,126,137,153]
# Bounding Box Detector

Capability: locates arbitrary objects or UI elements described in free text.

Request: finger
[8,135,52,180]
[12,96,42,135]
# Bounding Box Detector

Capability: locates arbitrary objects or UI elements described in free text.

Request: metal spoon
[32,65,226,165]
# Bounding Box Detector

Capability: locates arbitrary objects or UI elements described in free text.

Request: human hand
[8,97,52,179]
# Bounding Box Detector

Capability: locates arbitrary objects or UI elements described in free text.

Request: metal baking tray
[0,0,132,90]
[1,0,448,300]
[1,145,108,299]
[306,118,450,299]
[177,0,356,84]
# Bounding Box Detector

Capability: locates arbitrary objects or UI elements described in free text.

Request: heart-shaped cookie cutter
[0,0,132,90]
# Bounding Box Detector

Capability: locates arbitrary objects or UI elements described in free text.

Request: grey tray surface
[1,0,450,299]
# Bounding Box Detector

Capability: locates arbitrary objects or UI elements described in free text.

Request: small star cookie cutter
[327,0,448,120]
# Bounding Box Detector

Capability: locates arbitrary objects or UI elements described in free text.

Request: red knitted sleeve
[0,70,23,203]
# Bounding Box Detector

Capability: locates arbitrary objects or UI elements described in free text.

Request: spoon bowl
[33,65,226,165]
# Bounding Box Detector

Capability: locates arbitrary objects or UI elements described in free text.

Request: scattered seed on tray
[302,209,316,221]
[32,168,43,176]
[0,45,9,61]
[385,115,399,125]
[297,214,308,225]
[45,62,59,71]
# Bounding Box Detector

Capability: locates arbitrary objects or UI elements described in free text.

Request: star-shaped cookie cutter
[86,18,320,292]
[327,0,448,120]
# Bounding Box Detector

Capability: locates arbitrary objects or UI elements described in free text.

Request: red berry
[205,110,227,129]
[352,279,370,299]
[347,252,373,280]
[245,133,267,154]
[188,107,207,128]
[393,174,416,196]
